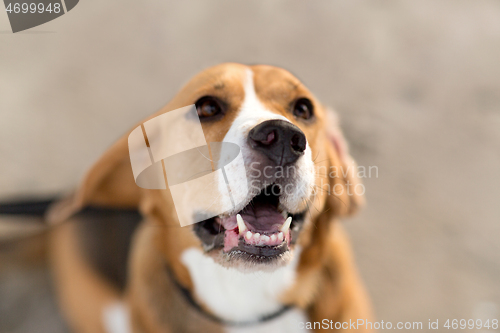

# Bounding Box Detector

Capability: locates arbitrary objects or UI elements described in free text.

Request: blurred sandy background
[1,0,500,332]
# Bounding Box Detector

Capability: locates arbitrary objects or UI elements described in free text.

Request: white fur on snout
[282,145,315,211]
[219,69,315,214]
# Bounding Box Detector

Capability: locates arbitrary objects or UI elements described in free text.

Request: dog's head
[56,63,363,275]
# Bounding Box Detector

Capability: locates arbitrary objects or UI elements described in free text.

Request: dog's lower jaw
[209,244,296,273]
[193,211,308,272]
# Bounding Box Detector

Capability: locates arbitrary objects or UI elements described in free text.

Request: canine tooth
[236,214,247,234]
[270,234,277,242]
[280,217,292,234]
[278,232,284,242]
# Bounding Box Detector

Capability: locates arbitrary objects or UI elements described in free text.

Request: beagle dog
[48,63,373,333]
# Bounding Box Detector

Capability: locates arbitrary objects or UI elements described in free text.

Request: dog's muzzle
[193,120,309,262]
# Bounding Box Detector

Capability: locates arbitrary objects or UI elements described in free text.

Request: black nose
[248,119,307,166]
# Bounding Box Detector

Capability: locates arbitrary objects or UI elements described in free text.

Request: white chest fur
[180,247,310,332]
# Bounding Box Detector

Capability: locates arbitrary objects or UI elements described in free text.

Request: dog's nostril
[290,134,305,153]
[249,128,278,147]
[262,130,276,145]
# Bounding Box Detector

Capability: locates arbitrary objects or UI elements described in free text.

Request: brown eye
[293,98,314,120]
[196,96,223,118]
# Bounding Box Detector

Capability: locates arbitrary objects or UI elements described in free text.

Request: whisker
[311,198,321,213]
[313,184,332,195]
[313,158,330,165]
[312,150,321,163]
[302,198,318,230]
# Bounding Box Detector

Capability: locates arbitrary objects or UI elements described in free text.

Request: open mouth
[194,184,306,261]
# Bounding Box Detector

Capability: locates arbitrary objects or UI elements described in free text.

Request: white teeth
[242,230,285,245]
[281,210,288,219]
[239,218,288,245]
[236,214,247,234]
[280,217,292,234]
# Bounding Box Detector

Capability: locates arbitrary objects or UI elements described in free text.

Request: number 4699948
[444,319,498,330]
[5,3,62,14]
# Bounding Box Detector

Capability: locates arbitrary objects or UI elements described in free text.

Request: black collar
[168,265,293,327]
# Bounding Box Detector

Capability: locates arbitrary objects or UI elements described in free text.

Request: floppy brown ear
[323,108,365,217]
[47,134,141,224]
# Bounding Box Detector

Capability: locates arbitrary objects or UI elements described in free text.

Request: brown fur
[48,63,373,332]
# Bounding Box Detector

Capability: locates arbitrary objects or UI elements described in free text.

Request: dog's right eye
[195,96,223,119]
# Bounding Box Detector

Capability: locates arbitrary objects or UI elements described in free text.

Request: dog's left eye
[196,96,223,119]
[293,98,314,120]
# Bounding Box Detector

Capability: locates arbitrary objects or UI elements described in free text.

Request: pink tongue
[239,202,285,233]
[218,202,286,252]
[219,203,285,234]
